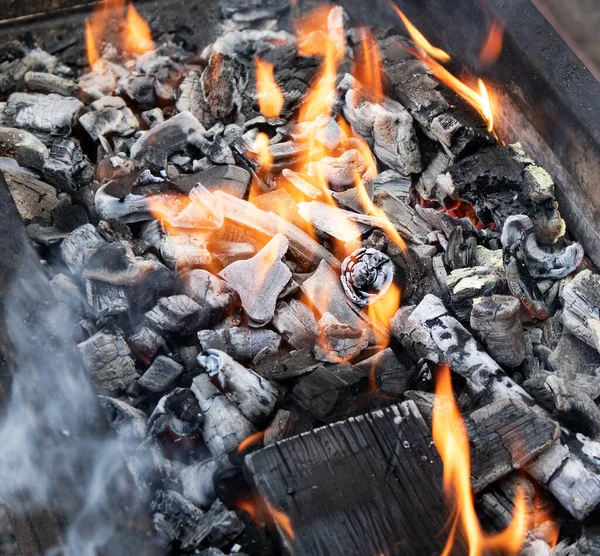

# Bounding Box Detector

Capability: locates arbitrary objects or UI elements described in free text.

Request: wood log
[245,401,468,555]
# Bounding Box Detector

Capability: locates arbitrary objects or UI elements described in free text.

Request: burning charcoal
[297,201,370,242]
[160,231,213,269]
[98,395,147,440]
[86,280,129,323]
[170,164,250,198]
[182,269,237,322]
[197,349,278,425]
[301,260,362,329]
[201,52,245,122]
[189,133,235,165]
[444,225,477,270]
[24,71,92,102]
[467,398,560,492]
[77,328,139,395]
[340,247,394,307]
[180,458,219,510]
[504,242,549,320]
[561,270,600,353]
[79,96,139,142]
[470,295,527,368]
[4,171,61,221]
[263,408,315,446]
[289,364,368,421]
[176,71,216,128]
[523,373,600,437]
[147,388,204,455]
[212,191,339,270]
[211,240,257,266]
[272,299,317,349]
[391,295,531,402]
[60,223,107,273]
[547,331,600,376]
[50,273,89,319]
[94,181,153,223]
[2,92,82,134]
[337,73,422,175]
[143,295,205,336]
[141,108,164,128]
[121,74,156,110]
[191,374,257,456]
[82,241,157,286]
[314,312,368,363]
[281,168,323,200]
[198,327,281,362]
[219,234,292,325]
[181,499,244,551]
[373,170,411,198]
[355,348,410,397]
[130,111,206,167]
[501,214,583,279]
[138,356,184,393]
[374,190,433,244]
[43,137,93,192]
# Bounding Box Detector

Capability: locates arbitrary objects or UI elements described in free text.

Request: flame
[389,3,451,62]
[85,0,153,68]
[235,496,295,542]
[432,364,530,555]
[124,3,155,56]
[253,132,273,175]
[479,21,504,64]
[353,28,384,103]
[255,58,285,119]
[237,430,267,453]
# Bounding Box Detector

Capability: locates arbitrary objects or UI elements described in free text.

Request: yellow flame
[353,28,384,103]
[432,365,531,555]
[255,58,284,119]
[85,19,101,68]
[124,3,155,56]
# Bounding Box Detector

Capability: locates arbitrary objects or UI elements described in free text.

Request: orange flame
[353,28,384,103]
[390,3,451,62]
[432,364,530,555]
[237,430,267,453]
[479,20,504,64]
[253,132,273,175]
[85,19,101,68]
[235,496,295,542]
[255,58,284,119]
[124,3,155,56]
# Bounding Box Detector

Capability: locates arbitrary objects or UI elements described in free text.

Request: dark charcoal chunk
[138,355,183,392]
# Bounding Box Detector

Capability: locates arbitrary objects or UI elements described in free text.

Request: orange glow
[85,19,101,68]
[390,3,451,62]
[367,282,401,344]
[235,496,295,542]
[353,28,384,103]
[479,21,504,64]
[253,132,273,175]
[124,3,155,57]
[255,58,284,119]
[432,365,530,555]
[404,43,495,133]
[237,430,267,453]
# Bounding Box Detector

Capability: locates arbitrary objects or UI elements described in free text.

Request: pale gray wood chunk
[143,295,205,336]
[219,234,291,325]
[0,126,48,171]
[272,299,317,349]
[138,355,183,392]
[562,270,600,353]
[60,223,107,273]
[5,172,60,221]
[197,327,281,361]
[80,96,139,141]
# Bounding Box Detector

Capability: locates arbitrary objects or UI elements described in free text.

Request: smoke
[0,255,159,555]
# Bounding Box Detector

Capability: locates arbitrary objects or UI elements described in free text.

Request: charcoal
[211,239,257,266]
[340,248,394,307]
[94,181,153,223]
[77,328,139,395]
[121,74,157,110]
[444,225,477,270]
[141,108,164,128]
[98,395,147,440]
[272,299,317,349]
[313,312,368,363]
[198,327,281,362]
[297,201,370,242]
[2,92,82,134]
[502,214,583,279]
[373,170,411,198]
[138,355,184,393]
[176,71,217,128]
[547,331,600,376]
[60,223,107,273]
[86,279,130,323]
[24,71,86,100]
[4,171,61,221]
[191,374,257,456]
[289,364,368,421]
[160,231,213,268]
[374,190,432,244]
[470,295,527,368]
[80,96,139,142]
[181,499,244,551]
[130,111,206,167]
[182,269,238,322]
[147,388,204,455]
[263,408,315,446]
[42,137,93,192]
[219,234,291,325]
[281,168,323,199]
[143,295,205,336]
[180,458,219,510]
[562,270,600,353]
[355,348,410,397]
[190,133,235,165]
[50,273,89,319]
[201,52,245,122]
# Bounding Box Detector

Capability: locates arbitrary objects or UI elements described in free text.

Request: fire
[432,364,530,555]
[253,132,273,175]
[479,21,504,64]
[237,430,267,453]
[235,496,295,542]
[353,28,384,103]
[389,4,451,62]
[255,58,285,119]
[124,3,155,56]
[85,0,154,68]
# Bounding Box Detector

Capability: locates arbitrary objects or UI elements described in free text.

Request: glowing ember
[479,20,504,64]
[432,364,531,555]
[389,3,451,62]
[253,132,273,175]
[235,496,295,542]
[124,3,155,56]
[237,430,267,453]
[352,28,384,103]
[255,58,285,119]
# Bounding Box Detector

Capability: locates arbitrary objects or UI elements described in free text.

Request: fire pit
[0,0,599,555]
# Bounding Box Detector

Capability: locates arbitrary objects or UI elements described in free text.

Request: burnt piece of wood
[561,270,600,353]
[467,398,560,492]
[245,401,468,555]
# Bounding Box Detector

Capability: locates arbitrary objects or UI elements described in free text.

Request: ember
[0,0,598,554]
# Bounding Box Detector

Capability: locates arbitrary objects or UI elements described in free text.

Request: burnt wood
[245,401,468,556]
